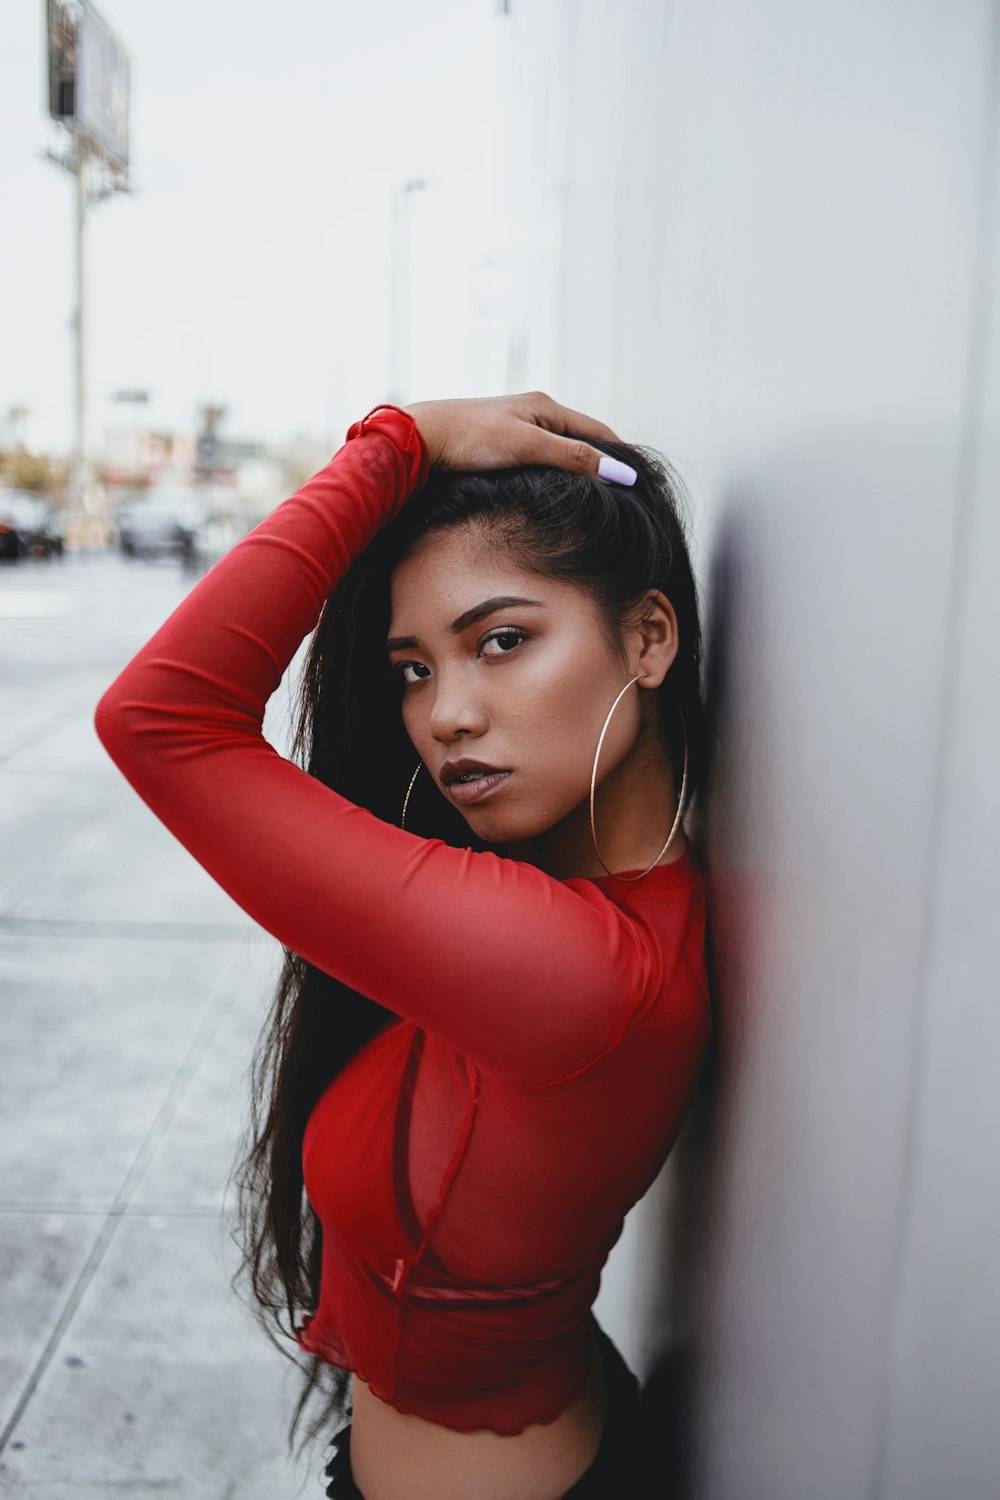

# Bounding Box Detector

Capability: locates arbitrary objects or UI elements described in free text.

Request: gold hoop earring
[589,674,689,882]
[400,760,423,830]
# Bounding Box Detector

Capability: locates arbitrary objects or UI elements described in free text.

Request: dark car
[116,494,201,560]
[0,491,65,560]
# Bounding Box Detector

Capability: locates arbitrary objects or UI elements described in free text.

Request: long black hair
[228,433,706,1456]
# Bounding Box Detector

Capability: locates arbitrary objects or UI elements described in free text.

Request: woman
[94,393,711,1499]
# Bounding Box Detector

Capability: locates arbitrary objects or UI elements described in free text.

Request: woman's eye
[479,627,527,657]
[390,661,430,686]
[388,629,526,686]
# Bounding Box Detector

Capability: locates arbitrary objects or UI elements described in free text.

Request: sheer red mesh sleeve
[93,406,664,1087]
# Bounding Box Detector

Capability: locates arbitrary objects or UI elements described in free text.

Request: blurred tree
[0,451,62,492]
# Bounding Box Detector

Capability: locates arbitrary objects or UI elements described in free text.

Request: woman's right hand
[402,392,639,487]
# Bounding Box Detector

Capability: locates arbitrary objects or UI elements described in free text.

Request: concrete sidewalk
[0,553,325,1498]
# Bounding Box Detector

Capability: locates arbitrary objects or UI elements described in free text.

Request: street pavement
[0,549,325,1498]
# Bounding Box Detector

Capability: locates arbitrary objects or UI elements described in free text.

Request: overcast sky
[1,0,512,456]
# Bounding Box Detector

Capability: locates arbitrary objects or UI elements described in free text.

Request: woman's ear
[629,589,679,689]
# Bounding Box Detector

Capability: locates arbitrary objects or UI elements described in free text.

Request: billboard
[47,0,130,173]
[47,0,77,123]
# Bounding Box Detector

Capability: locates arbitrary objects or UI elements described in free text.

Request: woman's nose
[429,668,488,742]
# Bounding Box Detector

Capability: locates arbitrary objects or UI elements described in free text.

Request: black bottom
[320,1314,653,1498]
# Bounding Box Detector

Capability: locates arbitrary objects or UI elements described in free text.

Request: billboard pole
[73,143,89,516]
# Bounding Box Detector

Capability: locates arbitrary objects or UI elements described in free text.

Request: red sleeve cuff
[345,404,430,495]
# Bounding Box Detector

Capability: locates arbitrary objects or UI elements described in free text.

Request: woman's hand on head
[402,392,639,486]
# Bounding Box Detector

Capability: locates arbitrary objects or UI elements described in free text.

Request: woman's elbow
[93,681,139,769]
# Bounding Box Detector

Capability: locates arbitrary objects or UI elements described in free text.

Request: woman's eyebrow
[386,597,546,652]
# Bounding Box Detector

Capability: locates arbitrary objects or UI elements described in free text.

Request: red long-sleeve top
[93,404,712,1436]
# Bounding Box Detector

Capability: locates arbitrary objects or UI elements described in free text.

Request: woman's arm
[94,400,660,1088]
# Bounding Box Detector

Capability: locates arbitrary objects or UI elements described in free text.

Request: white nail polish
[597,455,638,487]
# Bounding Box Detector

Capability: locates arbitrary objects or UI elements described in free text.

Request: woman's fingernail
[598,455,638,487]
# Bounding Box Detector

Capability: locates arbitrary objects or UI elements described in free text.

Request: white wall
[506,3,1000,1496]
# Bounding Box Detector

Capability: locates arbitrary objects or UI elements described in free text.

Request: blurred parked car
[116,494,201,561]
[188,511,249,574]
[0,491,66,560]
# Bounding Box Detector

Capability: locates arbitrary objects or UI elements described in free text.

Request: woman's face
[386,523,652,848]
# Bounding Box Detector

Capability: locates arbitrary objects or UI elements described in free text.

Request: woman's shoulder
[563,841,702,901]
[560,842,707,1009]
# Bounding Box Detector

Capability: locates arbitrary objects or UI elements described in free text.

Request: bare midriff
[347,1325,608,1500]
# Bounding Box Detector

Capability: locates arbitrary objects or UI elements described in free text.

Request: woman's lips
[446,770,512,806]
